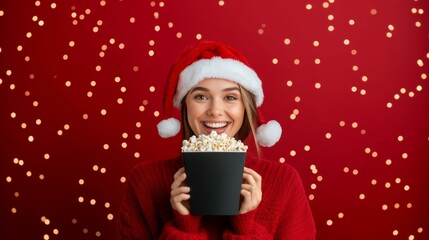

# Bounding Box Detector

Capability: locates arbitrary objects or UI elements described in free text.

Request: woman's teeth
[204,122,227,129]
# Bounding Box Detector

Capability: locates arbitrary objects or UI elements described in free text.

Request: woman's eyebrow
[190,87,209,93]
[222,87,240,92]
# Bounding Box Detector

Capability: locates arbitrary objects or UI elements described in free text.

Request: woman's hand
[170,167,191,215]
[239,167,262,214]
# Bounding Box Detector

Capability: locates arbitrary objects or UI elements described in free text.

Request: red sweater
[116,155,316,239]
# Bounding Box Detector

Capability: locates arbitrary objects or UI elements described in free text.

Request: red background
[1,0,428,239]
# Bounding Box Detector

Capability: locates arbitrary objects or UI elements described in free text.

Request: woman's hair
[181,85,259,147]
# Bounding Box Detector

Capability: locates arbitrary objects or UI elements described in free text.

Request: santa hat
[157,41,282,147]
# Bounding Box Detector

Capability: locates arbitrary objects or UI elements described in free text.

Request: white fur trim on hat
[256,120,282,147]
[157,118,181,138]
[173,57,264,109]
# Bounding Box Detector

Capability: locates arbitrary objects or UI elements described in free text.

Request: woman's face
[185,78,245,137]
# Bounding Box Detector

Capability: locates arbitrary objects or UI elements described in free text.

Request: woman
[117,41,316,239]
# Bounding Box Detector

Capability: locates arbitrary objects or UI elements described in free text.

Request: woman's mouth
[202,122,229,133]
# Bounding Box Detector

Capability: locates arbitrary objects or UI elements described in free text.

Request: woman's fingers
[239,168,263,214]
[170,167,191,215]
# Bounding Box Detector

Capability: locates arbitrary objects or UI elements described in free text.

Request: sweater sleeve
[275,167,316,240]
[116,163,208,240]
[222,210,272,239]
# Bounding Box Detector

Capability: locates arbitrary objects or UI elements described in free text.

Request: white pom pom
[157,118,181,138]
[256,120,282,147]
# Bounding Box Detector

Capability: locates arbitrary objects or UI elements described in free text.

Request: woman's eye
[225,95,237,101]
[194,94,208,100]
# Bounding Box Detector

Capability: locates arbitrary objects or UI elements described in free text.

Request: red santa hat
[157,41,282,147]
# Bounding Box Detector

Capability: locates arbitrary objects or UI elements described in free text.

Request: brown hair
[181,85,259,152]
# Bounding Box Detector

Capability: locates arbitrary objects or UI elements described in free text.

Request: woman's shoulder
[247,154,301,179]
[129,156,182,181]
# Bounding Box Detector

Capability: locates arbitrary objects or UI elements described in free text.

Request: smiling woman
[184,79,245,139]
[116,41,316,239]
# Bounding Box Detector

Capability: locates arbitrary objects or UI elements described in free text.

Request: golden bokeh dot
[134,152,140,158]
[294,59,300,65]
[308,194,315,200]
[328,15,334,20]
[53,229,59,235]
[290,114,297,120]
[386,32,393,38]
[79,179,84,185]
[351,86,357,92]
[313,41,320,47]
[101,109,107,115]
[315,83,321,89]
[327,219,333,226]
[107,213,114,220]
[83,114,89,120]
[28,136,34,142]
[343,167,350,173]
[290,150,296,157]
[284,38,291,45]
[136,122,142,128]
[26,171,32,177]
[352,169,359,175]
[328,25,335,31]
[286,80,293,87]
[338,212,344,219]
[314,58,321,64]
[93,165,99,171]
[103,144,109,150]
[154,111,160,117]
[6,176,12,183]
[393,230,399,236]
[39,174,45,180]
[120,177,127,183]
[78,196,84,203]
[397,135,404,141]
[395,178,401,184]
[402,153,408,159]
[361,89,367,95]
[272,58,279,64]
[415,21,421,27]
[218,0,225,6]
[95,231,101,237]
[304,145,311,151]
[394,203,400,209]
[279,157,285,163]
[100,168,106,173]
[121,142,127,148]
[294,96,301,102]
[176,32,182,38]
[168,22,174,28]
[311,183,317,190]
[325,132,332,139]
[382,204,388,210]
[404,185,410,191]
[139,106,145,112]
[149,86,156,92]
[322,2,329,8]
[370,9,377,15]
[371,179,377,185]
[83,228,88,234]
[135,134,141,140]
[359,193,365,200]
[117,98,123,104]
[87,91,93,97]
[352,65,359,71]
[386,159,392,166]
[196,33,202,40]
[90,199,96,205]
[385,182,391,188]
[371,151,378,158]
[407,203,412,208]
[306,4,312,10]
[387,102,393,108]
[317,176,323,182]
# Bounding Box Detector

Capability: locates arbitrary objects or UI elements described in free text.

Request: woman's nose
[207,100,223,116]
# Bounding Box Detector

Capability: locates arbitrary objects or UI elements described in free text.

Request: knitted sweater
[116,155,316,239]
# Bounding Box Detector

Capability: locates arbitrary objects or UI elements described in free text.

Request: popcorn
[182,131,248,152]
